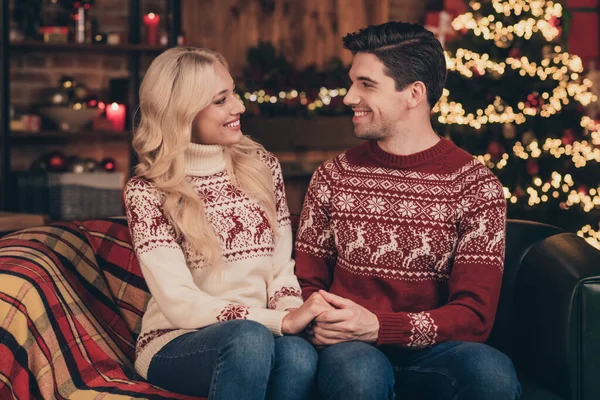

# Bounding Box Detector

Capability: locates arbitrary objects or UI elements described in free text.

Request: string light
[507,137,600,167]
[454,1,563,44]
[474,149,600,213]
[440,1,598,128]
[434,82,596,128]
[581,116,600,145]
[242,87,346,111]
[578,224,600,250]
[446,48,587,85]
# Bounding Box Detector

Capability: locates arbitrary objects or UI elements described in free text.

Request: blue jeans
[147,320,318,400]
[317,341,521,400]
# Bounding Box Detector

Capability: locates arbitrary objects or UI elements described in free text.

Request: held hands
[307,290,380,346]
[281,292,335,335]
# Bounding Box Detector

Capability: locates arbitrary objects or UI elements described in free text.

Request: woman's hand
[281,292,334,335]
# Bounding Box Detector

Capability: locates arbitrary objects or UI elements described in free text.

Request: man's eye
[362,82,371,88]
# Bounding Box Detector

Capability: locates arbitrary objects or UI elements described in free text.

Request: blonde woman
[125,47,331,399]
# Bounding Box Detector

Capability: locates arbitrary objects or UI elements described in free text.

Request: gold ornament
[503,123,517,139]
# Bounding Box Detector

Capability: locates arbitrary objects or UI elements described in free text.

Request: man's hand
[309,290,380,346]
[281,292,335,335]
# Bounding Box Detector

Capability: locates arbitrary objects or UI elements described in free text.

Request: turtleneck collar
[367,137,454,169]
[184,143,226,176]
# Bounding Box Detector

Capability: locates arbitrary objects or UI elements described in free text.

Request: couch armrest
[513,232,600,400]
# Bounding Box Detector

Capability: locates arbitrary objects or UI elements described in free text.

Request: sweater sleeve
[125,177,289,336]
[265,157,304,311]
[374,167,507,348]
[294,160,338,300]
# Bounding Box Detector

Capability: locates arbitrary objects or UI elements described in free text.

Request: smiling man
[294,22,521,400]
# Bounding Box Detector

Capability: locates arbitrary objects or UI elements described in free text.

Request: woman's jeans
[147,320,318,400]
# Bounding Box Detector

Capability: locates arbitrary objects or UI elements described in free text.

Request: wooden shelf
[0,212,47,234]
[10,130,131,141]
[9,41,168,54]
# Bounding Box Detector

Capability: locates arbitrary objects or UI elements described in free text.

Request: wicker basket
[16,171,125,221]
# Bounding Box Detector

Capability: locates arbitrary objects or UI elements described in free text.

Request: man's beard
[353,123,387,140]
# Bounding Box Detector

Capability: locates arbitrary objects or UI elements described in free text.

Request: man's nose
[343,85,359,106]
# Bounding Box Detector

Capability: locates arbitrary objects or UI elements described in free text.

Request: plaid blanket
[0,218,201,399]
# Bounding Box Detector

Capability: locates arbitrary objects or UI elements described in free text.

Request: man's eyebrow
[357,76,379,84]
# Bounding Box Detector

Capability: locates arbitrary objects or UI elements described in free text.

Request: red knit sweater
[295,138,507,348]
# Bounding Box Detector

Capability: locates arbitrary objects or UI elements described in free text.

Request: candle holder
[143,13,160,46]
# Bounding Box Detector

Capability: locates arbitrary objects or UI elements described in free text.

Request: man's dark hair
[342,22,447,108]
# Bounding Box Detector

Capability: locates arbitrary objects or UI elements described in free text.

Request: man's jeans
[317,341,521,400]
[147,320,318,400]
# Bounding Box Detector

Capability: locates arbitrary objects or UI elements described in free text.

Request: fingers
[306,323,351,347]
[318,290,354,308]
[313,324,351,339]
[315,308,352,324]
[308,335,327,347]
[313,327,350,345]
[305,294,336,318]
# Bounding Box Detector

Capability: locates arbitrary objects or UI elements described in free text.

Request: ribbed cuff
[274,296,304,311]
[375,312,408,346]
[250,309,288,336]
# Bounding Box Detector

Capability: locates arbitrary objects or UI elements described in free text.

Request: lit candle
[106,103,126,131]
[143,13,161,46]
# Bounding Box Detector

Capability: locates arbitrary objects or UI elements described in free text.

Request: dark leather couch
[487,220,600,400]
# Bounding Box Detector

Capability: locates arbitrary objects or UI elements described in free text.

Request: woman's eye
[216,98,226,105]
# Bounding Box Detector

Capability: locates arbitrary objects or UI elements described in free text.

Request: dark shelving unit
[10,41,169,53]
[10,130,131,141]
[1,0,9,210]
[0,0,181,211]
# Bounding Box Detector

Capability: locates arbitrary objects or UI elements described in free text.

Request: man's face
[343,53,410,140]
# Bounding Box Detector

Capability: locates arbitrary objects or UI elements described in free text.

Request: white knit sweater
[125,143,303,379]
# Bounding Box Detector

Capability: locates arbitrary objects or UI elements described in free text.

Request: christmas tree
[433,0,600,248]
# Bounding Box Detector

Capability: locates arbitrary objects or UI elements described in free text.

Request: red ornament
[526,160,539,176]
[248,103,261,116]
[101,158,116,172]
[549,16,559,28]
[578,186,589,195]
[561,129,576,145]
[514,186,525,198]
[525,92,543,110]
[487,141,505,160]
[509,48,521,58]
[47,152,67,172]
[471,67,482,77]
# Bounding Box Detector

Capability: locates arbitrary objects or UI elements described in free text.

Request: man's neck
[377,123,440,156]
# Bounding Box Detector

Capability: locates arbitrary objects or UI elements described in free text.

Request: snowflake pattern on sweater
[295,138,507,349]
[126,147,303,379]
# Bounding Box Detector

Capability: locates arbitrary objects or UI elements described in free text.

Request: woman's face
[191,62,246,145]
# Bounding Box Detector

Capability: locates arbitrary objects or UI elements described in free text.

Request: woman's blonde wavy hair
[133,47,277,268]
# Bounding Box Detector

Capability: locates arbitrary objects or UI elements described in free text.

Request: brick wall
[9,0,165,108]
[8,0,430,176]
[9,0,165,173]
[389,0,428,23]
